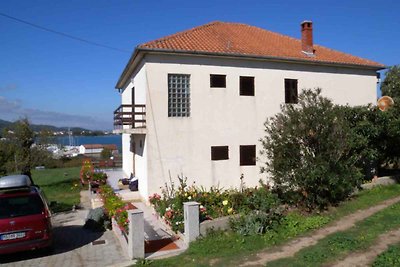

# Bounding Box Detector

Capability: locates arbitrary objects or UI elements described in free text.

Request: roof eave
[116,48,386,88]
[139,47,386,70]
[115,48,144,89]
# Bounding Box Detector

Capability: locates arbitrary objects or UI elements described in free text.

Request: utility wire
[0,12,130,53]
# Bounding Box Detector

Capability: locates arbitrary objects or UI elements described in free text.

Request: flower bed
[80,159,108,192]
[149,176,282,233]
[98,184,135,233]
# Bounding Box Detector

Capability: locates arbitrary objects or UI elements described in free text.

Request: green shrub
[149,176,281,233]
[98,184,131,233]
[341,104,400,177]
[92,172,108,183]
[230,208,284,236]
[260,89,362,210]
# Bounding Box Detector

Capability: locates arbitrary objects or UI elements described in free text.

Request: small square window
[210,74,226,88]
[285,79,298,104]
[240,76,255,96]
[240,145,256,166]
[211,146,229,160]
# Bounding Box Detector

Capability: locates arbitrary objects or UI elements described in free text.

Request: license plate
[1,232,26,241]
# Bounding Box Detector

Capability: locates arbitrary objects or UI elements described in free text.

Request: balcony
[113,104,147,134]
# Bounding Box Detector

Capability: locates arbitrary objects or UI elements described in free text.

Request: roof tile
[138,21,384,68]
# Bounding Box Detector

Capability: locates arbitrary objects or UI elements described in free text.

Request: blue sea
[55,135,122,152]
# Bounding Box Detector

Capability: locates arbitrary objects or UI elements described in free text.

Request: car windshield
[0,194,44,219]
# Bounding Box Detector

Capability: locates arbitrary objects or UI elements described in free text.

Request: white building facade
[113,21,384,200]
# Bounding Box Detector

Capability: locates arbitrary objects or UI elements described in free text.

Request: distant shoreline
[54,135,122,152]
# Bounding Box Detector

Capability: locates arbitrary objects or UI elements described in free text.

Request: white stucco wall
[78,145,103,155]
[121,63,148,187]
[133,134,148,197]
[121,133,133,177]
[140,54,377,197]
[79,145,85,155]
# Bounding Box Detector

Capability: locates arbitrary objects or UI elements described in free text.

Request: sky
[0,0,399,130]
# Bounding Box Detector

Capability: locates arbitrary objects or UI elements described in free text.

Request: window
[0,195,44,219]
[285,79,298,104]
[240,145,256,166]
[211,146,229,160]
[240,76,255,96]
[210,74,226,88]
[168,74,191,117]
[130,135,135,153]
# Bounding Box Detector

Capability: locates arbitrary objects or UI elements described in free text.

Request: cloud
[0,96,110,130]
[0,84,17,92]
[0,96,20,111]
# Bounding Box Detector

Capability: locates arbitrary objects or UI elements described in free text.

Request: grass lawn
[373,242,400,267]
[134,184,400,267]
[31,167,81,212]
[267,202,400,266]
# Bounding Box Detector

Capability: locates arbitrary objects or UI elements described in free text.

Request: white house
[113,21,384,200]
[79,144,118,156]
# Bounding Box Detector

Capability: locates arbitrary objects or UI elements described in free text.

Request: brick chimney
[301,21,314,55]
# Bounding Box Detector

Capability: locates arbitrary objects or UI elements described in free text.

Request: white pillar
[184,201,200,244]
[128,209,145,259]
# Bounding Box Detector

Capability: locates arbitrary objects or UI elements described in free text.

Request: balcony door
[131,88,135,176]
[130,134,135,176]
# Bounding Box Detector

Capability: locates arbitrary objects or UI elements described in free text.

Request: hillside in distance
[0,119,102,135]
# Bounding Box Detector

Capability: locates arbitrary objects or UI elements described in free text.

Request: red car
[0,175,53,255]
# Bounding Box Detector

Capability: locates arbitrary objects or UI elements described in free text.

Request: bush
[84,207,108,231]
[260,89,362,210]
[149,176,225,233]
[149,176,281,233]
[98,184,132,233]
[92,171,108,184]
[341,104,400,175]
[230,208,284,236]
[340,105,381,179]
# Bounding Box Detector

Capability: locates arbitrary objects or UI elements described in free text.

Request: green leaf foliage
[373,243,400,267]
[260,89,362,210]
[341,104,400,171]
[381,65,400,99]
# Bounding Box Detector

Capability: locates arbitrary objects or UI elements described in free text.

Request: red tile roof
[83,144,117,150]
[139,21,384,68]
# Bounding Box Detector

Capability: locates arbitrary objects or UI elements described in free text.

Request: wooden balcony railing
[114,104,146,130]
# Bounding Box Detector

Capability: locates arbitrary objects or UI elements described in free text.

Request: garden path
[105,169,186,258]
[236,195,400,267]
[133,201,175,241]
[330,227,400,267]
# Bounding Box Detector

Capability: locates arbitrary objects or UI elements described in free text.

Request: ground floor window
[211,146,229,160]
[240,145,256,166]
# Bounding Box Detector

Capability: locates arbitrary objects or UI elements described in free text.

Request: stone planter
[199,214,240,236]
[112,217,129,256]
[112,209,145,259]
[361,175,400,189]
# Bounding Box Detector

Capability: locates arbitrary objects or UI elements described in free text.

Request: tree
[30,146,53,168]
[101,148,112,159]
[0,140,14,176]
[381,65,400,99]
[36,129,54,146]
[260,89,362,210]
[339,104,400,175]
[6,118,34,178]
